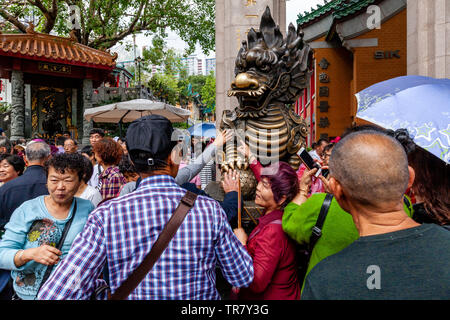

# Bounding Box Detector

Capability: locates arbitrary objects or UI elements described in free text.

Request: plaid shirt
[37,175,253,300]
[98,166,126,199]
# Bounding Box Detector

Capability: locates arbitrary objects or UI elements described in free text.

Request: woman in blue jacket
[0,153,94,300]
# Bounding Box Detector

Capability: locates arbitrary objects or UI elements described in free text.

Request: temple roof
[0,25,117,70]
[297,0,378,26]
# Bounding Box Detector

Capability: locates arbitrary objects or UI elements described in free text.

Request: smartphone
[321,168,330,178]
[298,147,322,177]
[298,148,320,170]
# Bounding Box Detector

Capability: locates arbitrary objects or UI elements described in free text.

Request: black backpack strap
[36,198,77,297]
[403,195,412,216]
[308,193,333,252]
[134,176,142,192]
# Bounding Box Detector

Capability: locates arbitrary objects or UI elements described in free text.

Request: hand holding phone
[298,147,322,177]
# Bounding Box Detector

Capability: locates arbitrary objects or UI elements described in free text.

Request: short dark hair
[56,136,67,146]
[65,138,77,145]
[44,153,85,181]
[316,138,329,146]
[129,150,168,173]
[0,154,25,175]
[89,128,105,137]
[323,143,335,155]
[341,124,388,139]
[0,136,12,153]
[119,155,137,175]
[81,145,93,157]
[81,155,94,183]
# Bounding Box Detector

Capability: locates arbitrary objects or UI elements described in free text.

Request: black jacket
[180,182,239,225]
[0,165,48,227]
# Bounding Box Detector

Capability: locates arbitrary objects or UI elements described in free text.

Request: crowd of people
[0,115,448,300]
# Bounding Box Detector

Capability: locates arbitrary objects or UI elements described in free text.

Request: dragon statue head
[228,6,313,118]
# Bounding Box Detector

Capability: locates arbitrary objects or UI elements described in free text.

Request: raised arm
[175,130,233,185]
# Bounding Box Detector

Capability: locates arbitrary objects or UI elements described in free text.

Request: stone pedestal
[82,79,94,145]
[407,0,450,78]
[10,70,25,141]
[215,0,286,126]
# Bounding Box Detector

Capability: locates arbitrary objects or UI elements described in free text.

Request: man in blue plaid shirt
[37,115,254,300]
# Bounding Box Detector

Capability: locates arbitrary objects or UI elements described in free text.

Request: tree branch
[0,8,27,33]
[26,0,57,33]
[88,0,147,49]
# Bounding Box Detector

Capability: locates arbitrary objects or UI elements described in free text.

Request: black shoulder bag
[296,193,333,285]
[36,199,77,298]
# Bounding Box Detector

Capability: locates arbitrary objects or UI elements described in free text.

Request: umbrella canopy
[356,75,450,163]
[188,122,216,138]
[84,99,191,123]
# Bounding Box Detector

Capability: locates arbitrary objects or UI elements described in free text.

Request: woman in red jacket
[234,145,301,300]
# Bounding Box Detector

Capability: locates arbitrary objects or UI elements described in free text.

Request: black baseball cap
[126,115,177,166]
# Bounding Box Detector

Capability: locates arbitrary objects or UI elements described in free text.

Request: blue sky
[286,0,325,26]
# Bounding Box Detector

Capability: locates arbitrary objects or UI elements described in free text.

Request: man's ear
[23,155,29,166]
[167,150,180,178]
[407,165,415,190]
[329,177,350,213]
[170,145,182,166]
[328,177,340,198]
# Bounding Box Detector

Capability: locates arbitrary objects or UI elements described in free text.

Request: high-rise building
[182,56,197,75]
[205,58,216,75]
[197,59,203,75]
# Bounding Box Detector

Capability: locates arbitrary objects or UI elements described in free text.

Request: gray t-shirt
[79,185,103,207]
[302,223,450,300]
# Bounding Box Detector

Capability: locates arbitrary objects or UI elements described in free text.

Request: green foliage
[0,102,11,113]
[96,96,122,107]
[172,122,188,129]
[0,0,215,53]
[200,71,216,113]
[148,73,180,105]
[187,75,207,95]
[143,45,185,77]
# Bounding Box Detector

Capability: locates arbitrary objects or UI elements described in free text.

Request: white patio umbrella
[84,99,191,123]
[83,98,192,137]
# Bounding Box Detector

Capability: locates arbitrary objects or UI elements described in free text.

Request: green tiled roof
[333,0,377,19]
[297,0,344,25]
[297,0,378,26]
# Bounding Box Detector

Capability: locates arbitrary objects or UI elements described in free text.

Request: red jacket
[239,209,301,300]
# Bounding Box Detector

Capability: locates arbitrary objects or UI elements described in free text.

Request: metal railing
[92,86,155,105]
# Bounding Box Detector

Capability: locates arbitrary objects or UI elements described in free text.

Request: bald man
[301,130,450,300]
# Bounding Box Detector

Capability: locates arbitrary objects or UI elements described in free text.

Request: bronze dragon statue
[219,6,313,199]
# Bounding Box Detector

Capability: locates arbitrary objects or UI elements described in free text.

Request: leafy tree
[142,38,185,77]
[201,71,216,113]
[147,73,179,105]
[0,0,215,52]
